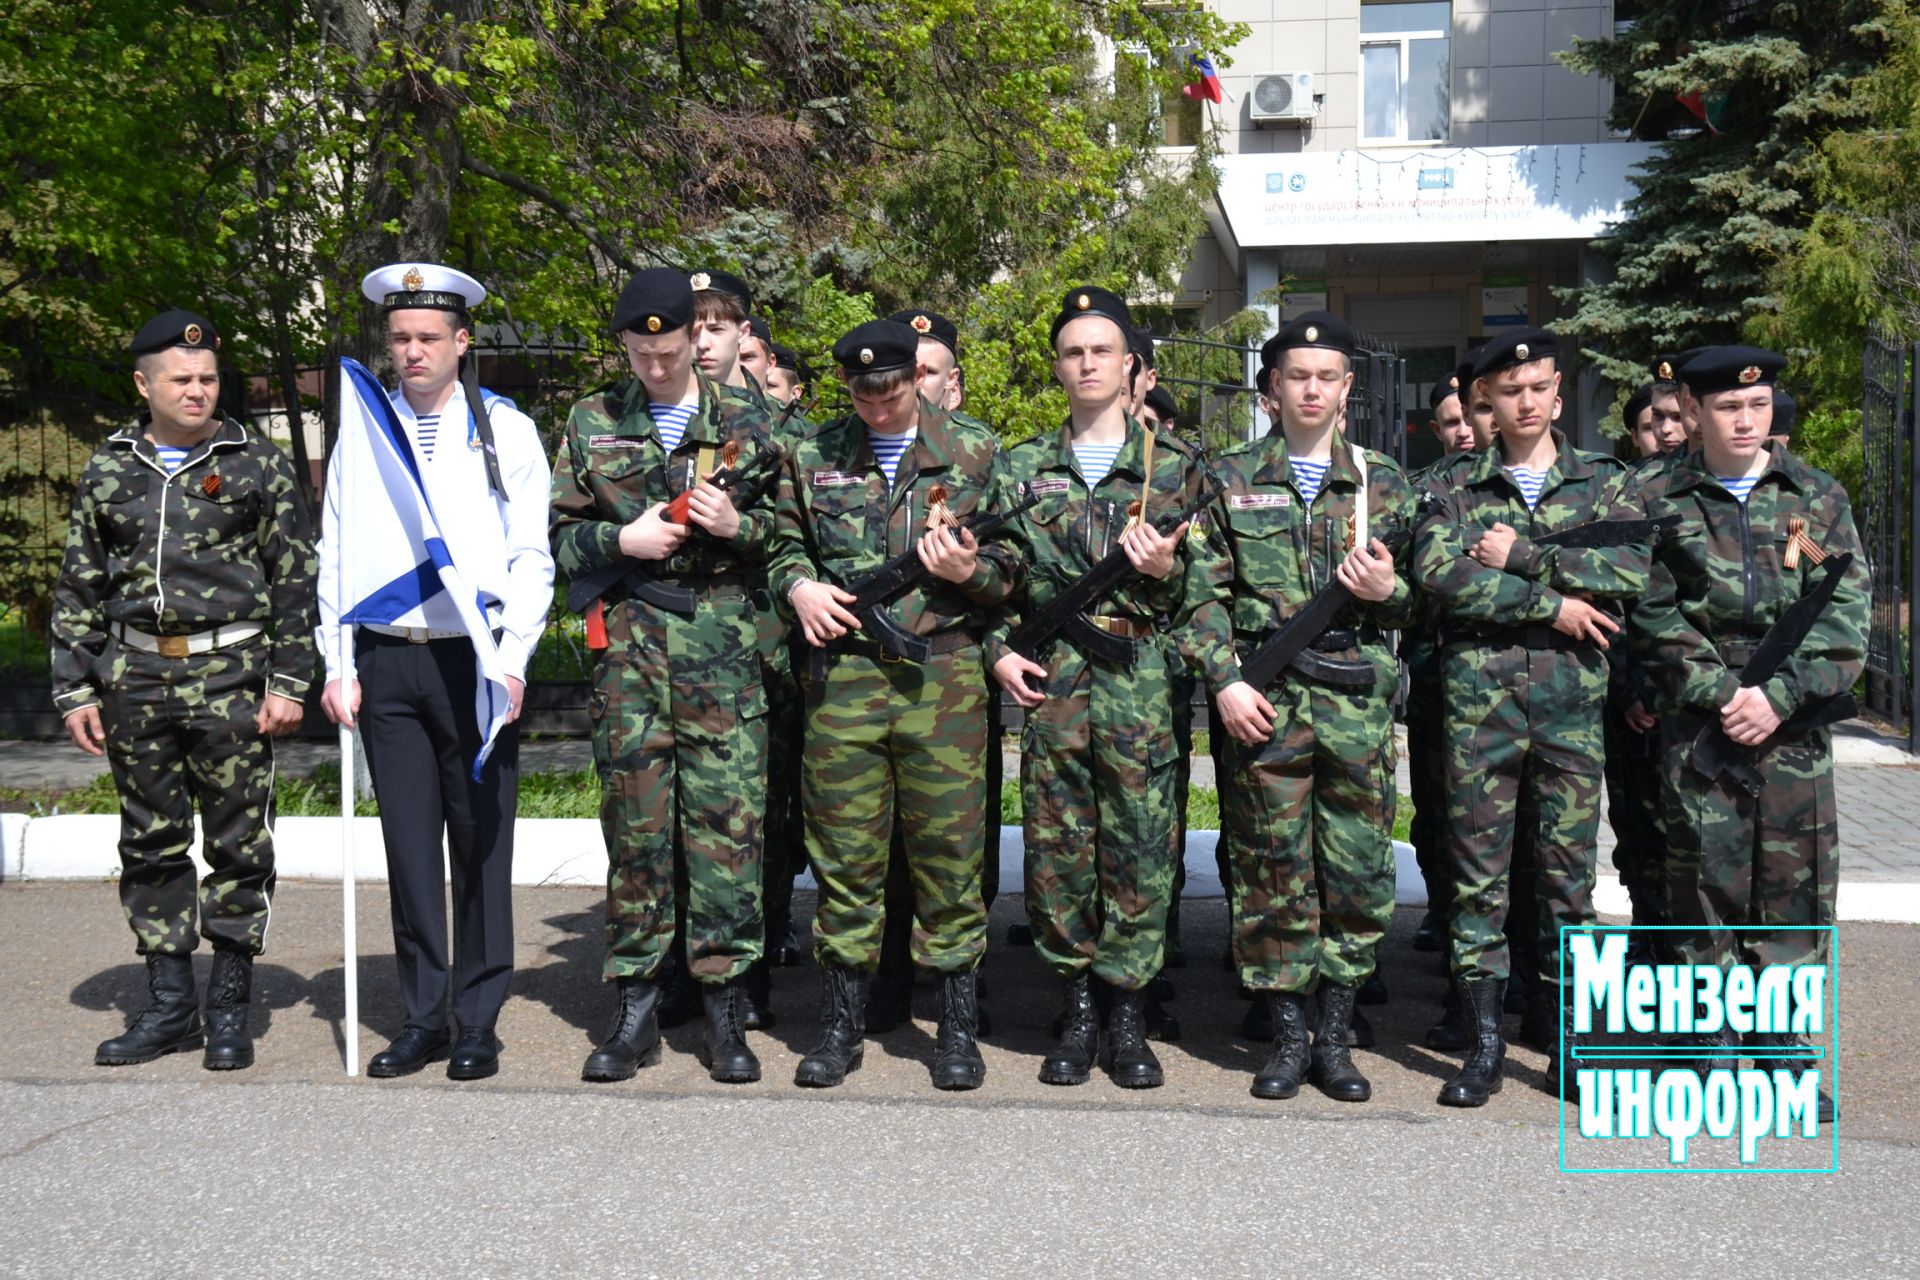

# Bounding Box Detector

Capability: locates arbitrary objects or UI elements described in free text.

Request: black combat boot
[742,957,777,1032]
[656,946,699,1030]
[1250,992,1310,1099]
[1038,973,1100,1086]
[202,950,255,1071]
[1519,977,1560,1052]
[1691,1023,1741,1081]
[1143,987,1182,1042]
[769,910,804,968]
[795,966,867,1087]
[1311,983,1372,1102]
[96,953,202,1066]
[696,980,761,1084]
[1239,990,1275,1042]
[1412,909,1445,953]
[930,971,986,1091]
[1357,971,1388,1005]
[1105,987,1164,1089]
[1425,980,1473,1052]
[1437,980,1506,1107]
[581,977,662,1082]
[1747,1032,1837,1122]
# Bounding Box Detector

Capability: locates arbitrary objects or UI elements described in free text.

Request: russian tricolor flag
[1183,51,1225,104]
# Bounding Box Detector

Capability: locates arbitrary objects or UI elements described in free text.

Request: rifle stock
[1236,525,1412,690]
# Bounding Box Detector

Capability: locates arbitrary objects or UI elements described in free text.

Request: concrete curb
[7,811,1919,924]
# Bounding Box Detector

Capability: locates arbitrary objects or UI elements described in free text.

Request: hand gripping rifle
[1689,552,1858,796]
[1234,524,1410,692]
[566,434,785,619]
[808,483,1040,677]
[1003,475,1223,667]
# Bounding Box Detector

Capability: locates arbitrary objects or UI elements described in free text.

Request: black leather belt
[1309,625,1383,652]
[615,573,753,602]
[1448,624,1583,652]
[828,627,983,665]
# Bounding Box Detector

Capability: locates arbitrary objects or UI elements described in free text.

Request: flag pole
[337,357,360,1077]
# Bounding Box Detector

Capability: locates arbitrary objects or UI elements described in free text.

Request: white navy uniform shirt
[316,383,555,681]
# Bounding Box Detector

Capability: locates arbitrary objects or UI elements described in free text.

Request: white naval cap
[359,262,487,313]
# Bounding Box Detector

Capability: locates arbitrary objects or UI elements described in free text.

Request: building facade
[1167,0,1654,453]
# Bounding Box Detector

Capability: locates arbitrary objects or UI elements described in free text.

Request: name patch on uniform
[1027,478,1072,496]
[588,434,643,449]
[1229,493,1291,509]
[811,470,864,488]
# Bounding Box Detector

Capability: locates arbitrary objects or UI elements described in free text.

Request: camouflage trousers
[802,645,988,973]
[1222,645,1398,994]
[1603,692,1669,925]
[1658,712,1838,971]
[1402,645,1451,922]
[591,595,767,984]
[1442,641,1606,994]
[98,640,277,956]
[1020,639,1179,992]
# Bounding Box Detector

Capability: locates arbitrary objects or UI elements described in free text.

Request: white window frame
[1358,10,1451,145]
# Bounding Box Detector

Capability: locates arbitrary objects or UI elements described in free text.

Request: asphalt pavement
[3,881,1916,1277]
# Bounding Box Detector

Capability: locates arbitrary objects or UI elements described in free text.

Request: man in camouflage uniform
[1398,351,1493,1054]
[53,309,316,1071]
[1414,328,1649,1107]
[1187,313,1414,1102]
[770,318,1021,1091]
[990,286,1227,1090]
[550,267,784,1085]
[1632,346,1866,1122]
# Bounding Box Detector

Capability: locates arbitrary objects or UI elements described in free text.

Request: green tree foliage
[1556,0,1896,421]
[1752,4,1920,432]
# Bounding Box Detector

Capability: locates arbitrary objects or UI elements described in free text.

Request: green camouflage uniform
[550,374,784,984]
[989,417,1229,991]
[1631,444,1868,970]
[1404,448,1480,922]
[51,416,317,957]
[1413,431,1647,997]
[1190,430,1416,995]
[767,399,1020,974]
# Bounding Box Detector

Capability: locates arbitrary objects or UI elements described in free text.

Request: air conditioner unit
[1250,71,1318,123]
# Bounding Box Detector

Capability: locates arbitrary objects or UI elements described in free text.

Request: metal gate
[1860,324,1919,751]
[1147,329,1407,463]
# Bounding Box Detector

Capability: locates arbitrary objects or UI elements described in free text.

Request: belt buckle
[407,628,429,645]
[878,648,904,664]
[156,635,191,659]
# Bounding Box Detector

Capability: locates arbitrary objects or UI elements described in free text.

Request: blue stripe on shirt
[1719,475,1761,503]
[652,401,699,454]
[1506,465,1549,510]
[1073,442,1124,487]
[414,412,440,459]
[153,444,191,474]
[1289,456,1330,506]
[869,427,916,487]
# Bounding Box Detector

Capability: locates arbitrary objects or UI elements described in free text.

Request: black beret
[746,316,772,346]
[1653,347,1708,384]
[1050,286,1134,344]
[614,268,694,335]
[1129,327,1157,369]
[1142,385,1179,426]
[833,319,919,375]
[1260,311,1356,370]
[889,309,960,356]
[768,342,801,373]
[1429,369,1462,410]
[690,269,752,314]
[1771,387,1797,439]
[130,309,220,356]
[1470,327,1559,380]
[1679,345,1787,398]
[1622,383,1656,436]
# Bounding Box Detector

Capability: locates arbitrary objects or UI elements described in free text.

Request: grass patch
[0,606,50,679]
[999,783,1221,828]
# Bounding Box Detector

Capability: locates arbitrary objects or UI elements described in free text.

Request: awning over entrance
[1214,143,1657,251]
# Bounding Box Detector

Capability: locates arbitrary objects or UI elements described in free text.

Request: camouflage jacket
[549,373,784,598]
[987,415,1230,673]
[768,398,1022,638]
[1190,426,1417,695]
[1414,429,1646,633]
[50,414,318,714]
[1630,444,1869,720]
[1401,447,1482,673]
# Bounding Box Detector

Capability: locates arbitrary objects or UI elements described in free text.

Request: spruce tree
[1557,0,1896,406]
